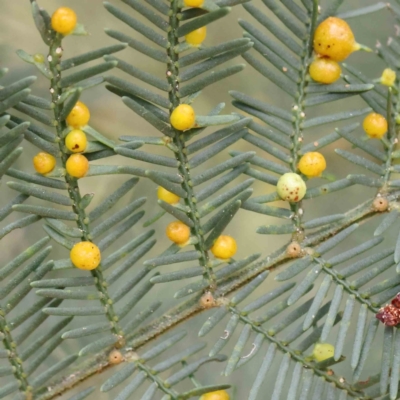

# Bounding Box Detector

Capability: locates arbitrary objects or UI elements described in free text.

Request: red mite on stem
[376,293,400,326]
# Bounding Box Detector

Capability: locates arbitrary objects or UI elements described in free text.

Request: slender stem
[166,1,216,289]
[47,36,123,337]
[0,309,30,397]
[289,0,319,233]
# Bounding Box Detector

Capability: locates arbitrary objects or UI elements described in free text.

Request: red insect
[376,293,400,326]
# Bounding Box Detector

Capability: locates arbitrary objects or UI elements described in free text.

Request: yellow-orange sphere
[166,221,190,244]
[200,390,230,400]
[51,7,77,35]
[298,152,326,178]
[170,104,196,131]
[65,129,87,153]
[313,17,358,61]
[70,241,101,270]
[185,27,207,46]
[381,68,396,87]
[157,186,180,204]
[309,58,341,84]
[66,101,90,128]
[184,0,204,7]
[33,152,56,175]
[363,113,388,139]
[211,235,237,260]
[66,154,89,178]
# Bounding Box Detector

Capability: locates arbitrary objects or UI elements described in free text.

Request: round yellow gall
[108,350,123,365]
[298,152,327,178]
[200,390,230,400]
[170,104,196,131]
[184,0,204,7]
[312,343,335,362]
[211,235,237,260]
[185,27,207,46]
[65,129,87,153]
[66,101,90,128]
[313,17,358,61]
[286,242,302,258]
[309,57,341,84]
[381,68,396,87]
[363,113,388,139]
[33,152,56,175]
[51,7,77,35]
[157,186,180,205]
[277,173,307,203]
[373,196,388,212]
[166,221,190,244]
[70,241,101,270]
[66,154,89,178]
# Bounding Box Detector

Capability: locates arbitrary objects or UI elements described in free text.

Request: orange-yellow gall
[65,129,87,153]
[108,350,123,365]
[298,152,326,178]
[166,221,190,244]
[70,242,101,270]
[157,186,180,204]
[373,196,388,212]
[363,113,388,139]
[286,242,302,258]
[66,154,89,178]
[170,104,196,131]
[33,152,56,175]
[313,17,359,61]
[211,236,237,260]
[66,101,90,128]
[51,7,77,35]
[381,68,396,87]
[309,57,341,84]
[185,27,207,46]
[184,0,204,7]
[199,292,215,309]
[200,390,230,400]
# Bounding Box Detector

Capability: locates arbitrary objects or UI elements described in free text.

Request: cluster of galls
[158,188,238,260]
[376,293,400,327]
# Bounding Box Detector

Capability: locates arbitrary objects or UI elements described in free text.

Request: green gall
[277,173,306,203]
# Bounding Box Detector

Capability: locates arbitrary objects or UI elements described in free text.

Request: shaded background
[0,1,397,399]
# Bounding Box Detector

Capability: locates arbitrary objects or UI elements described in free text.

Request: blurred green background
[0,1,397,399]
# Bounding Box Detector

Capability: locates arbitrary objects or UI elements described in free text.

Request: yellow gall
[309,58,341,84]
[211,235,237,260]
[70,241,101,270]
[199,292,215,309]
[166,221,190,244]
[157,186,180,205]
[313,17,359,61]
[170,104,196,131]
[66,154,89,178]
[51,7,77,35]
[373,196,388,212]
[65,129,87,153]
[200,390,230,400]
[381,68,396,87]
[184,0,204,7]
[298,152,327,178]
[66,101,90,128]
[286,242,302,258]
[185,27,207,46]
[108,350,123,365]
[363,113,388,139]
[33,53,45,63]
[33,152,56,175]
[312,343,335,362]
